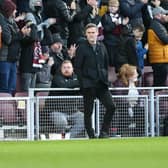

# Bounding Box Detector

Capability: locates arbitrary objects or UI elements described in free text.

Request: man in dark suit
[75,23,115,138]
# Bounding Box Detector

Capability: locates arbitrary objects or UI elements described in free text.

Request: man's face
[61,62,73,77]
[85,27,98,44]
[109,5,119,14]
[51,42,63,53]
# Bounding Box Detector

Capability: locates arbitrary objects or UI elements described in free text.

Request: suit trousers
[82,86,115,138]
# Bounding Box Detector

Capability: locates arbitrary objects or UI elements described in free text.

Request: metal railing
[0,87,168,140]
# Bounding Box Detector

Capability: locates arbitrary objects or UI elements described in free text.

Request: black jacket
[50,71,80,96]
[44,0,76,40]
[75,40,109,89]
[119,0,144,27]
[101,12,123,46]
[19,24,39,73]
[51,72,79,88]
[116,34,138,72]
[68,4,93,46]
[50,49,71,76]
[0,13,12,61]
[7,19,23,62]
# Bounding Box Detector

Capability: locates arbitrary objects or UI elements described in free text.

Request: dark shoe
[87,128,96,139]
[89,135,96,139]
[99,131,109,138]
[88,132,96,139]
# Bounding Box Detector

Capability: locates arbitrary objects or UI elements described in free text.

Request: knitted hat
[1,0,16,18]
[108,0,119,7]
[51,33,63,45]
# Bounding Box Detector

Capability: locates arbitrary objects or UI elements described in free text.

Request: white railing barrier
[0,86,168,140]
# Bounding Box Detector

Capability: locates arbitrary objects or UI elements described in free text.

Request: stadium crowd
[1,0,168,138]
[0,0,168,94]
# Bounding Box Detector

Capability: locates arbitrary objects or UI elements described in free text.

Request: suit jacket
[74,40,109,89]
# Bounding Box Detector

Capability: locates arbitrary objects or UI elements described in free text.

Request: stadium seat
[0,92,12,97]
[142,66,153,87]
[36,91,49,112]
[108,66,117,86]
[14,92,28,97]
[14,92,28,125]
[36,91,49,97]
[0,93,16,125]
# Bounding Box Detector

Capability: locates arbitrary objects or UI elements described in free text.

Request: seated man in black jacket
[51,60,79,89]
[48,60,85,138]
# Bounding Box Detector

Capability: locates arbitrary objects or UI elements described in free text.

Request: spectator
[36,46,54,88]
[43,0,76,47]
[119,0,148,28]
[118,63,139,131]
[84,0,104,41]
[118,63,139,107]
[0,0,28,93]
[84,0,101,26]
[19,0,55,91]
[0,0,12,93]
[132,23,148,85]
[44,60,85,138]
[148,7,168,86]
[142,0,168,43]
[67,0,95,46]
[142,0,160,44]
[115,25,139,74]
[27,0,56,42]
[50,33,74,76]
[51,60,79,90]
[101,0,129,66]
[75,23,115,138]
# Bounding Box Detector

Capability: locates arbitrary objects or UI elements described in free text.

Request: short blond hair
[108,0,119,7]
[85,23,98,32]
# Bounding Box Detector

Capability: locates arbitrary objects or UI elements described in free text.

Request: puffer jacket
[148,19,168,63]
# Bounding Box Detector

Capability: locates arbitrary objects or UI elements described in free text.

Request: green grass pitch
[0,137,168,168]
